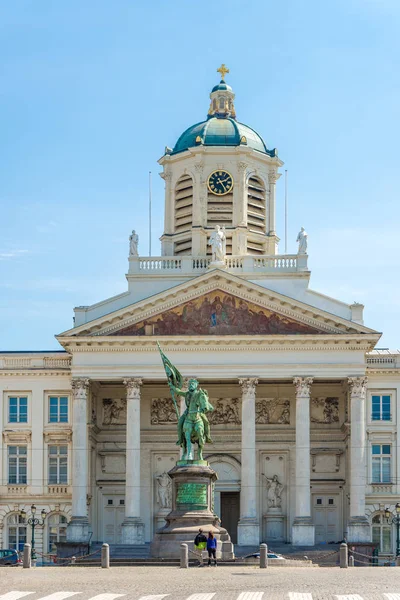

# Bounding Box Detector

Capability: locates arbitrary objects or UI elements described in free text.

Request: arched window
[372,513,392,553]
[219,97,225,110]
[7,514,27,552]
[48,514,68,553]
[247,176,266,253]
[174,175,193,255]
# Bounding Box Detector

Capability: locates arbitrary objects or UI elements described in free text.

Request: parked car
[0,549,21,566]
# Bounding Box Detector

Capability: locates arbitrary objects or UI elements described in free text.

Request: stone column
[292,377,315,546]
[67,378,90,542]
[266,171,279,254]
[237,378,259,545]
[121,378,145,544]
[347,376,370,542]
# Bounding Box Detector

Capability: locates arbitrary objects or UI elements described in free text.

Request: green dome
[172,116,276,156]
[211,80,233,92]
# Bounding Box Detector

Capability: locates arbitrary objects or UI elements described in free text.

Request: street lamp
[385,503,400,557]
[20,505,47,560]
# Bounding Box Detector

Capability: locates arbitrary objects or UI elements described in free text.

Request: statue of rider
[170,378,213,446]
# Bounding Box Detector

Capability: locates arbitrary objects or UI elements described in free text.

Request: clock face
[207,170,234,196]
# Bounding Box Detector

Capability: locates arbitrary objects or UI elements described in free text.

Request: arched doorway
[207,455,241,543]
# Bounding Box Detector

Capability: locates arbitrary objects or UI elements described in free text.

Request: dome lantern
[208,64,237,119]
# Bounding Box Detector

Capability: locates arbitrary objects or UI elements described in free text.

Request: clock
[207,170,234,196]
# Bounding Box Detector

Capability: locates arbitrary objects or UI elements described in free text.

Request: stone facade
[1,71,399,559]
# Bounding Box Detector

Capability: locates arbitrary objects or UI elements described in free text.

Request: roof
[172,116,276,156]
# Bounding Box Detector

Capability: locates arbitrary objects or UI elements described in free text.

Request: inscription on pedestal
[176,482,208,511]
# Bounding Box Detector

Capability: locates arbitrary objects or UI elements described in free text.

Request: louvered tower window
[247,176,266,254]
[174,174,193,255]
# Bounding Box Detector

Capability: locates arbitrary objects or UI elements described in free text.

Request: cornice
[58,335,375,353]
[0,370,72,377]
[367,369,400,376]
[59,271,376,340]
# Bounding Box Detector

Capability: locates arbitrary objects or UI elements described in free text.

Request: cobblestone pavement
[0,566,400,600]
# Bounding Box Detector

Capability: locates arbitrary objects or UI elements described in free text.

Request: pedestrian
[194,528,207,567]
[207,531,217,566]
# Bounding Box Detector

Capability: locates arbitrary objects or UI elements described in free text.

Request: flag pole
[149,171,152,256]
[284,169,288,254]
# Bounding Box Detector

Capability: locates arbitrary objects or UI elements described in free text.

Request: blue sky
[1,0,399,350]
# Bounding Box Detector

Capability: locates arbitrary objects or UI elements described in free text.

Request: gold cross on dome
[217,63,229,80]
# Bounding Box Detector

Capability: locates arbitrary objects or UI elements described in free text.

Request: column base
[66,516,90,542]
[292,517,315,546]
[121,517,145,545]
[237,518,260,546]
[347,516,371,543]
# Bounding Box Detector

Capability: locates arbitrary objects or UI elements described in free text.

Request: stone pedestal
[263,511,286,542]
[348,517,371,543]
[66,516,89,543]
[292,517,315,546]
[121,517,145,544]
[150,461,234,559]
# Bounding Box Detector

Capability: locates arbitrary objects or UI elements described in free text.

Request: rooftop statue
[296,227,308,255]
[208,225,226,263]
[129,230,139,256]
[157,343,214,461]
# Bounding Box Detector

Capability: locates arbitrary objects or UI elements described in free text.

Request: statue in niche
[262,474,284,509]
[296,227,308,254]
[129,230,139,256]
[311,397,339,424]
[155,472,172,509]
[151,398,177,424]
[209,398,240,425]
[103,398,125,425]
[208,225,226,263]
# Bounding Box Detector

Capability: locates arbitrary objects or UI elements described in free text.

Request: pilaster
[347,376,370,542]
[237,377,259,545]
[292,376,315,546]
[67,378,90,542]
[121,378,145,544]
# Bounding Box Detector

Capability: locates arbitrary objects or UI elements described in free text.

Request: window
[48,514,68,553]
[372,444,391,483]
[8,397,28,423]
[48,445,68,484]
[7,514,27,552]
[8,446,27,484]
[49,396,68,423]
[372,395,391,421]
[372,513,392,553]
[107,499,113,505]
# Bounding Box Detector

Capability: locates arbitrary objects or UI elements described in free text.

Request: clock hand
[217,178,227,192]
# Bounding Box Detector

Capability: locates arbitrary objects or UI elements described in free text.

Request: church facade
[1,67,399,558]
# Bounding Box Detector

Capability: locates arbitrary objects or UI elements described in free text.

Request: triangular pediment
[114,290,321,336]
[58,269,380,341]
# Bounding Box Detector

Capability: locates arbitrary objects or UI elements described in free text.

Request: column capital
[71,378,90,398]
[239,378,258,395]
[293,377,313,397]
[124,378,143,400]
[268,170,278,184]
[348,376,368,399]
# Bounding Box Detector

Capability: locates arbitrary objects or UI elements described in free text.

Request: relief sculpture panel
[256,398,290,424]
[103,398,126,425]
[311,397,339,424]
[208,398,241,425]
[151,398,178,424]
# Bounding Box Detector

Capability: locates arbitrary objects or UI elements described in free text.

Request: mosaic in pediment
[113,291,321,336]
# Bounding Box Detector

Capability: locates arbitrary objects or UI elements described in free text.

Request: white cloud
[0,249,30,260]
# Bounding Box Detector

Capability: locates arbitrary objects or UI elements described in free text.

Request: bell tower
[159,67,283,258]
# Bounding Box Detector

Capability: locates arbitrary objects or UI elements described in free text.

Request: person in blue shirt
[207,531,217,566]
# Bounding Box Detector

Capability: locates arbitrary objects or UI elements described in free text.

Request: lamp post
[385,502,400,557]
[20,505,46,561]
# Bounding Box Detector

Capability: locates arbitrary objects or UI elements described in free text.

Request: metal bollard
[260,543,268,569]
[101,543,110,568]
[340,542,348,568]
[396,556,400,567]
[180,543,188,569]
[71,556,76,566]
[23,543,31,569]
[349,555,354,567]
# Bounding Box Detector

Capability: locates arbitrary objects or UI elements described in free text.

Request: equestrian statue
[157,343,214,461]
